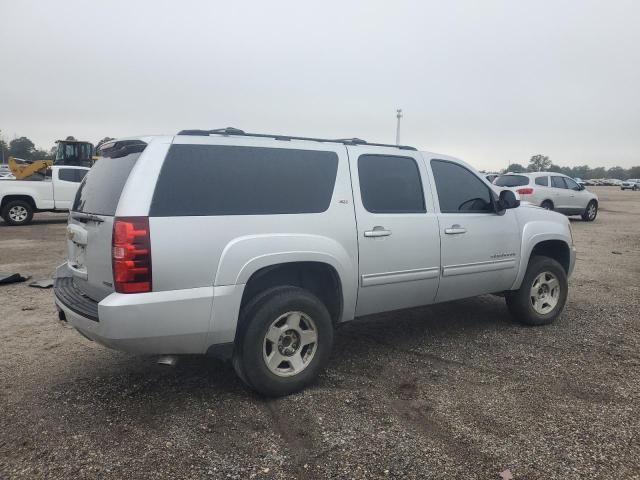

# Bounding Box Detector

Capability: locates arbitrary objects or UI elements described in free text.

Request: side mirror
[496,189,520,214]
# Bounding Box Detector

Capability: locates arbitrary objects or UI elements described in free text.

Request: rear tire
[233,286,333,396]
[506,256,568,326]
[540,200,553,210]
[1,200,34,226]
[581,200,597,222]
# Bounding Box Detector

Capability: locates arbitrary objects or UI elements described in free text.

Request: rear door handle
[444,225,467,235]
[364,226,392,238]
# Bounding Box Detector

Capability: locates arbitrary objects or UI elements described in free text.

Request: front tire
[506,256,568,326]
[581,200,597,222]
[234,286,333,396]
[1,200,34,226]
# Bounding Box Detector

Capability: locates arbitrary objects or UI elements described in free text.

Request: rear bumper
[54,264,242,355]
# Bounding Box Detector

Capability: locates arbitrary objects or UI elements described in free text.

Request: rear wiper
[70,211,104,223]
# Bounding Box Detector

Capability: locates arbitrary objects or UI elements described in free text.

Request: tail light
[517,187,534,195]
[112,217,152,293]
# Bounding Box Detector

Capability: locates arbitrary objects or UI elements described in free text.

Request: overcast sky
[1,0,638,170]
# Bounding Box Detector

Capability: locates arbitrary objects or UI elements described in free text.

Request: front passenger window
[431,160,493,213]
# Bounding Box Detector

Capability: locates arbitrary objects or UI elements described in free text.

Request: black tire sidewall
[541,201,553,210]
[2,200,34,226]
[508,256,568,326]
[239,287,333,396]
[582,200,597,222]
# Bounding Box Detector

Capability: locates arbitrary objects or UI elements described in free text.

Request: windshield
[494,175,530,187]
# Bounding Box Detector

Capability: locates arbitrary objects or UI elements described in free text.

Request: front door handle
[364,226,392,238]
[444,224,467,235]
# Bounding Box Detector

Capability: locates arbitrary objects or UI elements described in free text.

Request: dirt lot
[1,187,639,479]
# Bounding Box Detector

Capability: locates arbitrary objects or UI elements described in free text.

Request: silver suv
[55,129,576,396]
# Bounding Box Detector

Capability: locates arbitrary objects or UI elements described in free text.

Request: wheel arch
[206,234,357,352]
[1,194,36,211]
[511,228,573,290]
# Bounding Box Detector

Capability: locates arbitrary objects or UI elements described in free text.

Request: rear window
[72,153,141,215]
[150,144,339,216]
[494,175,530,187]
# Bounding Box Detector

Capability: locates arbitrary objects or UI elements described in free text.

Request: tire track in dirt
[261,398,320,479]
[383,375,509,478]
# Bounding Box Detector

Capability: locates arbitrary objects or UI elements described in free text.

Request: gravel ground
[1,186,639,479]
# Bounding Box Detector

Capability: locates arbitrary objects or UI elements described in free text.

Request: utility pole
[395,109,403,145]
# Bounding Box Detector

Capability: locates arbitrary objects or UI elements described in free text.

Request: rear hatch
[66,140,146,302]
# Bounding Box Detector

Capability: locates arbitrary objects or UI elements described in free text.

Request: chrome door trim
[361,266,440,287]
[442,258,516,277]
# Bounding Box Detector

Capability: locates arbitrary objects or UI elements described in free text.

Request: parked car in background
[0,165,89,225]
[574,177,585,186]
[0,165,15,180]
[55,130,575,396]
[494,172,598,221]
[621,179,640,191]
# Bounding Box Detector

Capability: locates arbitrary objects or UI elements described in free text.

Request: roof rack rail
[175,128,417,150]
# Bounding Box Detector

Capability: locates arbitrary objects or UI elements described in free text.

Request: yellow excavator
[8,139,96,180]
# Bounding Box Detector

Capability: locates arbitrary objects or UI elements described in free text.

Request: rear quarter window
[150,144,339,216]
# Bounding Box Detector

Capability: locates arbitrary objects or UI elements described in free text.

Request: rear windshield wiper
[70,211,105,223]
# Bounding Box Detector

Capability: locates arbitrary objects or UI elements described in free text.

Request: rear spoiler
[98,140,147,158]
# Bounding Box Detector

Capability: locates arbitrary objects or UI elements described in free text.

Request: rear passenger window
[151,145,338,216]
[76,169,88,182]
[431,160,493,213]
[551,176,567,189]
[535,176,549,186]
[59,169,78,182]
[357,155,425,213]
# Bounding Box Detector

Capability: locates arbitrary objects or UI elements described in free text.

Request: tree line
[504,154,640,180]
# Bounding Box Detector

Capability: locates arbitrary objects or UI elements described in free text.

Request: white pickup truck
[0,165,90,226]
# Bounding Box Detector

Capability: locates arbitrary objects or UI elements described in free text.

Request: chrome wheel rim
[9,205,28,222]
[263,311,318,377]
[530,271,560,315]
[587,203,597,220]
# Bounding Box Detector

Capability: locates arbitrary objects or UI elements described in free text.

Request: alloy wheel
[530,271,560,315]
[263,311,318,377]
[9,205,28,223]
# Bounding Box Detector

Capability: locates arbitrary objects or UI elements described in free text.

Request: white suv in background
[494,172,599,221]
